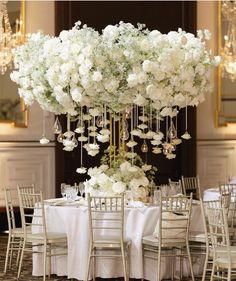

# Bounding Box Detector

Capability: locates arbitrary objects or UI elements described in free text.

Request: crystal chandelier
[0,1,26,75]
[221,1,236,82]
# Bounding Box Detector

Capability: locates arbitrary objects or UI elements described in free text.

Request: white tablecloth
[203,187,220,201]
[33,201,204,280]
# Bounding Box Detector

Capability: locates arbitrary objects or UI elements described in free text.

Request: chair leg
[9,236,15,270]
[142,244,145,281]
[85,244,92,281]
[121,244,128,281]
[17,239,26,280]
[4,234,11,273]
[48,244,51,278]
[43,243,47,281]
[202,246,209,281]
[92,248,96,281]
[157,248,161,281]
[186,244,195,281]
[16,237,23,268]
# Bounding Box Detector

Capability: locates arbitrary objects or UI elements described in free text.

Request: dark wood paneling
[55,1,197,192]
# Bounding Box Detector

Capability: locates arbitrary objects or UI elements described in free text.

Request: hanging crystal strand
[104,105,107,128]
[118,113,121,156]
[166,116,168,143]
[93,115,96,144]
[122,112,125,159]
[136,105,139,128]
[113,114,116,161]
[131,105,134,165]
[156,111,159,132]
[181,95,191,140]
[67,113,70,132]
[109,113,112,166]
[40,111,49,145]
[149,103,152,130]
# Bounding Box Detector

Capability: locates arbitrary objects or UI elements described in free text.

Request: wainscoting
[197,140,236,191]
[0,142,55,207]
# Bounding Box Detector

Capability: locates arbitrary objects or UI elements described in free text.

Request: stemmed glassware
[79,182,85,197]
[61,183,66,198]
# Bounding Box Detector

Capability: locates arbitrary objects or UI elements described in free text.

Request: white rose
[112,182,126,194]
[92,71,103,82]
[71,87,83,102]
[134,94,147,106]
[142,60,154,73]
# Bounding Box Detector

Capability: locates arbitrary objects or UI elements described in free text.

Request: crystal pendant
[121,128,129,141]
[53,117,62,134]
[72,134,78,147]
[168,121,177,139]
[96,115,103,127]
[57,133,64,143]
[141,140,149,153]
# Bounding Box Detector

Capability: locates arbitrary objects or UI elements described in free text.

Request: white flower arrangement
[10,22,219,160]
[83,153,157,199]
[11,22,218,115]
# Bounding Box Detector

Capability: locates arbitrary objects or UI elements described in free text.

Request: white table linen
[33,200,204,280]
[203,187,220,201]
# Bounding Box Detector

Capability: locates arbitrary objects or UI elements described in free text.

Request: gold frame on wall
[216,1,236,127]
[0,0,28,128]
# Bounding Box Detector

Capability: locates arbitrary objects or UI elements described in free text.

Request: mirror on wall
[216,1,236,126]
[0,1,27,127]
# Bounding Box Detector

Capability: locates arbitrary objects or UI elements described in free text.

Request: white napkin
[128,200,145,208]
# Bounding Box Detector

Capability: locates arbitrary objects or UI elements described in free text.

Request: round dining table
[33,199,204,281]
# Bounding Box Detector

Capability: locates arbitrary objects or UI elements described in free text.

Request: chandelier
[0,0,26,75]
[221,1,236,82]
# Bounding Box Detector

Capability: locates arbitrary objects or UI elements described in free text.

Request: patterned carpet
[0,233,201,281]
[0,234,70,281]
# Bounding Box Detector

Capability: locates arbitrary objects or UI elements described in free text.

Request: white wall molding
[197,140,236,191]
[0,143,55,206]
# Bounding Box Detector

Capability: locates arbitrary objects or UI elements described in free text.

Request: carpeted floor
[0,234,70,280]
[0,233,202,281]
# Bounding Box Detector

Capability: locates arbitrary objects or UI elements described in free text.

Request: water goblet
[60,183,66,198]
[79,182,85,197]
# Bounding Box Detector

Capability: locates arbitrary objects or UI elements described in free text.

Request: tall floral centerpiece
[10,22,220,197]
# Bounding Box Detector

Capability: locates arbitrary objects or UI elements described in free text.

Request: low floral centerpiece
[83,153,156,201]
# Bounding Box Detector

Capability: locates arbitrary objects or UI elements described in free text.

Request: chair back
[17,186,47,238]
[168,179,183,195]
[4,187,16,232]
[220,188,236,229]
[87,194,124,244]
[181,175,200,199]
[156,194,192,245]
[204,204,230,251]
[219,184,236,195]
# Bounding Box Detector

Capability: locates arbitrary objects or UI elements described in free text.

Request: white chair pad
[26,232,67,243]
[142,235,186,248]
[94,238,131,249]
[189,231,206,243]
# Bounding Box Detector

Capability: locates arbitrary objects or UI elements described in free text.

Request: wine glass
[79,182,85,197]
[60,183,66,198]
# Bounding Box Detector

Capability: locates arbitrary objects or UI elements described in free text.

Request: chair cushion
[189,231,206,243]
[94,238,131,249]
[26,232,67,244]
[142,235,186,248]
